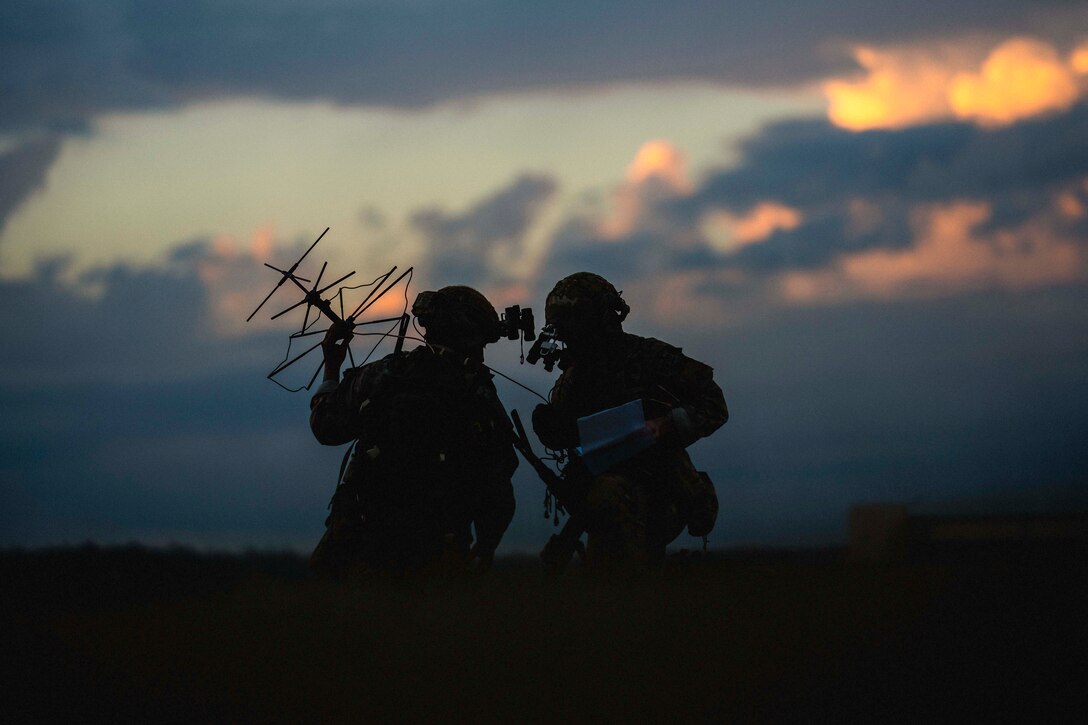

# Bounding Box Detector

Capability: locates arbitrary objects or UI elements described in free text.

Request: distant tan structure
[849,504,1088,562]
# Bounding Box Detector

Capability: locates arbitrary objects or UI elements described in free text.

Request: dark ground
[1,542,1084,723]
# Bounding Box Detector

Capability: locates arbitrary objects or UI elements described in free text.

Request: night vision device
[500,305,537,343]
[525,324,562,371]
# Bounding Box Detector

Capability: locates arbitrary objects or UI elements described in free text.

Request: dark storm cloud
[689,103,1088,272]
[413,173,556,288]
[533,103,1088,285]
[3,0,1083,133]
[0,1,158,132]
[0,242,342,547]
[694,103,1088,212]
[0,249,209,383]
[0,236,309,385]
[0,136,63,233]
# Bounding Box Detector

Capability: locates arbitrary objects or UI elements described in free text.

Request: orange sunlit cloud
[825,37,1087,130]
[626,139,691,192]
[824,47,956,130]
[250,224,276,260]
[1057,191,1085,219]
[198,225,357,338]
[779,200,1082,302]
[950,38,1080,126]
[211,234,239,259]
[599,140,691,239]
[1069,40,1088,74]
[703,202,802,252]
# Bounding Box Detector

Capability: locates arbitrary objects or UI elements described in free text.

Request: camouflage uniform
[310,289,517,577]
[532,273,728,567]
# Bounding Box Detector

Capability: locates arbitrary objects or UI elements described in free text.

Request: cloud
[593,140,691,241]
[690,101,1088,236]
[779,201,1083,303]
[0,226,381,386]
[522,103,1088,325]
[702,202,803,253]
[949,38,1082,126]
[625,140,691,192]
[824,45,970,130]
[824,37,1088,130]
[412,173,557,291]
[0,250,215,386]
[0,136,63,233]
[0,227,447,546]
[1074,40,1088,74]
[3,1,1085,136]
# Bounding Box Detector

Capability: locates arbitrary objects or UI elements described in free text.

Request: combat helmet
[544,272,630,329]
[412,285,502,344]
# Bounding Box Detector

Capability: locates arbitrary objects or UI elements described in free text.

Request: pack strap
[329,440,358,510]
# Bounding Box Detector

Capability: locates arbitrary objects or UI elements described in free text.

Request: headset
[526,279,629,370]
[412,289,537,345]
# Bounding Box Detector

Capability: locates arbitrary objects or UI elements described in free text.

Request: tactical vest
[343,347,515,515]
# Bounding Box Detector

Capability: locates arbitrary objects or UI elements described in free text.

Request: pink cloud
[598,140,690,239]
[779,198,1084,303]
[702,202,803,252]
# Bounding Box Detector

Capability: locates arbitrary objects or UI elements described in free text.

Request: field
[2,543,1084,723]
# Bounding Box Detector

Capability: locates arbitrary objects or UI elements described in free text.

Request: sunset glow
[824,47,954,130]
[781,201,1083,302]
[599,140,691,239]
[825,37,1087,130]
[249,225,276,261]
[950,38,1080,126]
[1070,41,1088,74]
[728,203,802,245]
[626,140,690,192]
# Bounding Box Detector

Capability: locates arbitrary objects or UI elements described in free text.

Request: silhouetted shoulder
[623,333,680,357]
[621,333,712,374]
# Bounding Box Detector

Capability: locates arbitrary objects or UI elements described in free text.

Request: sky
[2,0,1088,553]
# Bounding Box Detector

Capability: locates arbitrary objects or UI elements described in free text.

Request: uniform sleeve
[531,403,580,450]
[658,350,728,449]
[471,392,519,555]
[472,463,516,555]
[531,371,580,450]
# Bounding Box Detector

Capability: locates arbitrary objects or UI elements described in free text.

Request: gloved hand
[321,322,354,381]
[532,403,579,449]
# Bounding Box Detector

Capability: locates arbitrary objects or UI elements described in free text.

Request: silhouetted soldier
[532,272,727,569]
[310,286,517,577]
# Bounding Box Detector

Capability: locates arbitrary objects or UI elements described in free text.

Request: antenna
[246,227,328,322]
[246,227,416,391]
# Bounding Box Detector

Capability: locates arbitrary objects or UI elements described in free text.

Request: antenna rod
[350,267,414,321]
[270,270,357,321]
[393,313,411,356]
[245,227,329,321]
[287,315,406,339]
[347,266,396,320]
[267,340,323,378]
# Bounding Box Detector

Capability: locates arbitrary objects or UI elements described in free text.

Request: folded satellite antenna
[246,227,414,391]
